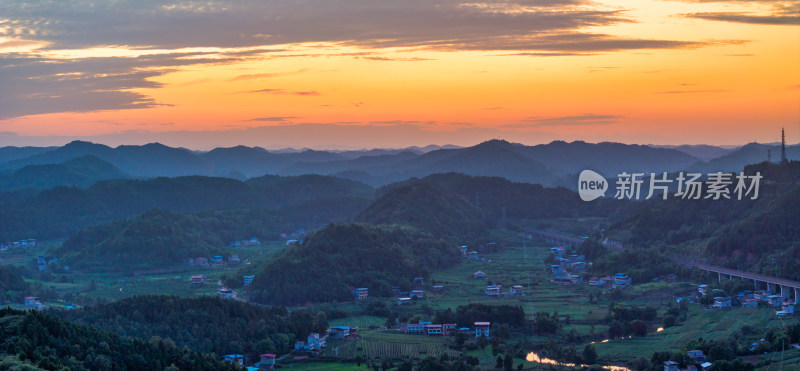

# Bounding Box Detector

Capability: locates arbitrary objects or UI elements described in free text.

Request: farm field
[595,306,790,362]
[324,337,461,361]
[1,240,290,308]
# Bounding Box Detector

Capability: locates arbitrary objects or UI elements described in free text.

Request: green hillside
[0,307,238,370]
[248,223,460,305]
[55,295,327,356]
[357,181,485,239]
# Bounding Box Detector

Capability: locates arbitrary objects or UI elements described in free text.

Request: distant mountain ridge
[0,155,129,191]
[649,144,738,162]
[0,173,373,240]
[4,139,795,188]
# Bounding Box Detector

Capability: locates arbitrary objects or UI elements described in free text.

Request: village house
[442,323,456,336]
[425,324,442,335]
[228,255,240,263]
[256,354,275,369]
[485,285,501,297]
[767,295,783,307]
[473,271,486,279]
[474,322,490,338]
[588,277,606,288]
[712,297,732,309]
[210,255,224,264]
[195,257,209,266]
[295,333,326,352]
[510,285,524,296]
[777,300,795,316]
[223,354,245,366]
[243,275,255,286]
[433,285,444,292]
[570,274,584,284]
[664,360,679,371]
[404,323,425,334]
[184,258,194,266]
[698,284,709,296]
[613,273,631,289]
[413,277,424,287]
[570,261,587,272]
[410,290,424,299]
[190,275,205,285]
[24,296,42,308]
[353,287,368,300]
[397,297,411,306]
[328,326,353,339]
[468,251,479,260]
[392,286,410,297]
[217,288,234,299]
[742,298,760,308]
[754,290,771,301]
[687,350,707,363]
[737,290,755,300]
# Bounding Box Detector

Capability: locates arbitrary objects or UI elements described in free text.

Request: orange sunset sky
[0,0,798,149]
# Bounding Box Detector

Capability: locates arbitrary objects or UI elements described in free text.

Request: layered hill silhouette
[0,139,739,188]
[0,174,373,240]
[0,155,129,191]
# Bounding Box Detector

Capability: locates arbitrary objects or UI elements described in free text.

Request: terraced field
[325,339,461,360]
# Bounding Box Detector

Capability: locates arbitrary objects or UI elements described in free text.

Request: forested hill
[54,295,328,357]
[0,155,130,191]
[0,266,26,292]
[706,181,800,280]
[248,223,461,305]
[0,307,239,371]
[605,161,800,280]
[357,181,485,240]
[54,199,370,269]
[378,173,639,225]
[0,174,372,241]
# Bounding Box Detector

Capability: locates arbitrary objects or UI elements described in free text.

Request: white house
[474,322,490,338]
[484,285,501,297]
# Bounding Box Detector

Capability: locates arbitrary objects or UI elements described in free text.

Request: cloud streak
[245,88,321,96]
[507,114,623,127]
[0,0,758,119]
[685,12,800,24]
